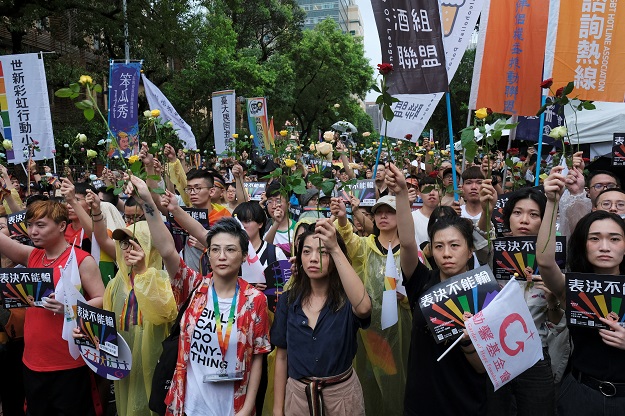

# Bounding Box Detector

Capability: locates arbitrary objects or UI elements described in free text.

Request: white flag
[381,244,399,330]
[55,246,86,360]
[241,240,266,284]
[465,279,543,391]
[141,74,196,149]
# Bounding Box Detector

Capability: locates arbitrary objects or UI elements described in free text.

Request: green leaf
[93,84,103,93]
[292,183,307,195]
[320,180,336,195]
[375,95,384,105]
[371,84,381,93]
[75,101,89,110]
[563,81,574,96]
[382,105,395,122]
[81,99,94,108]
[113,187,123,196]
[421,185,434,194]
[55,88,73,98]
[582,101,596,110]
[151,187,166,195]
[390,97,400,103]
[147,174,162,181]
[84,108,95,121]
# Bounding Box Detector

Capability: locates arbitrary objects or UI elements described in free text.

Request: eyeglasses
[599,200,625,211]
[119,239,136,250]
[124,213,145,222]
[208,245,241,257]
[184,186,210,194]
[266,197,283,206]
[591,183,617,191]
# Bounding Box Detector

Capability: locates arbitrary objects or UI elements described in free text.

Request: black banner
[371,0,448,94]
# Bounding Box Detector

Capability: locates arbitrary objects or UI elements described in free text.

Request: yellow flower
[334,103,340,108]
[428,151,434,155]
[64,159,70,165]
[279,130,288,137]
[323,131,335,142]
[475,108,489,119]
[440,150,448,155]
[143,110,152,118]
[309,143,316,151]
[128,155,140,164]
[284,159,296,168]
[76,133,87,143]
[233,133,239,139]
[416,153,423,157]
[250,135,254,139]
[151,109,161,118]
[315,142,333,156]
[86,149,98,158]
[79,75,93,85]
[2,140,12,150]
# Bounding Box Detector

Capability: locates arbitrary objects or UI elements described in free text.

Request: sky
[355,0,382,102]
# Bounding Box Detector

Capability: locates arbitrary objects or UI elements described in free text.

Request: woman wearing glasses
[128,176,271,416]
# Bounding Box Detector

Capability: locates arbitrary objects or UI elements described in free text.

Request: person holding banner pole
[385,162,487,416]
[0,200,105,416]
[537,167,625,415]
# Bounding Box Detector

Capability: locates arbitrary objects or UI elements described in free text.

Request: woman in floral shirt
[130,176,271,416]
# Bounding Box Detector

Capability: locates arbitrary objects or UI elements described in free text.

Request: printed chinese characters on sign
[566,272,625,329]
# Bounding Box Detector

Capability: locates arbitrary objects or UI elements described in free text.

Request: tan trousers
[284,370,366,416]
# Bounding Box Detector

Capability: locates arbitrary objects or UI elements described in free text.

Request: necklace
[42,244,70,267]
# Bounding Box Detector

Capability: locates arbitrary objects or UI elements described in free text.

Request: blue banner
[107,61,141,158]
[516,104,564,147]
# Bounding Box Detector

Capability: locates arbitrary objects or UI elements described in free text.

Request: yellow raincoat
[103,221,178,416]
[335,219,412,416]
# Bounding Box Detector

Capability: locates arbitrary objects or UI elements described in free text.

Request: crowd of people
[0,137,624,416]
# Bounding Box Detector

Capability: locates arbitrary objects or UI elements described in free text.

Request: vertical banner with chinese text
[371,0,448,95]
[544,0,625,102]
[142,74,196,150]
[211,90,236,156]
[0,53,55,164]
[380,0,484,140]
[108,61,141,158]
[469,0,550,115]
[246,97,272,151]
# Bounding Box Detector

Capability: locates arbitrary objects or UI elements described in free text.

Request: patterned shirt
[165,258,271,416]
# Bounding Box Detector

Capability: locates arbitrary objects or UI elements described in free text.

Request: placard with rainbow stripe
[419,265,500,344]
[493,236,566,280]
[0,268,54,308]
[566,273,625,329]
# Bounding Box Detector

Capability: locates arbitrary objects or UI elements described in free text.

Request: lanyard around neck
[211,282,239,361]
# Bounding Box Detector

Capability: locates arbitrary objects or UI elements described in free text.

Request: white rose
[548,126,568,139]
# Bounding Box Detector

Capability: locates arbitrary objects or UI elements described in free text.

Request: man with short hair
[412,176,440,245]
[561,153,620,236]
[593,187,625,217]
[460,166,485,223]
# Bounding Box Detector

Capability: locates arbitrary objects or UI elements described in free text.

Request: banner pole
[446,93,458,201]
[502,115,518,189]
[52,156,57,174]
[535,95,547,186]
[372,137,384,183]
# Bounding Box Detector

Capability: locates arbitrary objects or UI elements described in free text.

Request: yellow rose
[279,130,288,137]
[76,133,87,143]
[232,133,238,139]
[323,131,335,142]
[475,108,489,119]
[315,142,333,156]
[128,155,140,164]
[86,149,98,158]
[2,140,12,150]
[428,151,434,155]
[440,150,448,155]
[79,75,93,85]
[309,143,315,151]
[250,135,254,139]
[284,159,296,168]
[151,109,161,118]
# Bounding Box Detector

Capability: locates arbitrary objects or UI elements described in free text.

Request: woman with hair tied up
[537,166,625,416]
[386,163,487,416]
[271,219,372,416]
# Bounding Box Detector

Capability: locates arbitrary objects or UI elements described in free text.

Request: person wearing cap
[330,190,411,416]
[97,225,177,416]
[127,176,271,416]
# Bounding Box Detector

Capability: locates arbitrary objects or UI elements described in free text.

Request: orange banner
[551,0,625,102]
[475,0,549,115]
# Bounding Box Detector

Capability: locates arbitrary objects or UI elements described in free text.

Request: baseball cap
[371,195,397,214]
